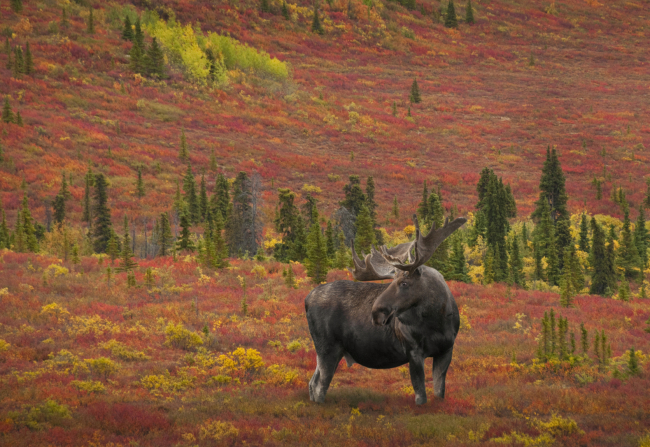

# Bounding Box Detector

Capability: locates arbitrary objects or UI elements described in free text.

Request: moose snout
[372,307,394,326]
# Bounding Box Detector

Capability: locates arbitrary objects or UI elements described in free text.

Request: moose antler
[381,214,467,275]
[350,243,397,281]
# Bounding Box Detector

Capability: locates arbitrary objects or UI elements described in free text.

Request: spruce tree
[52,193,66,226]
[92,174,113,253]
[87,7,95,34]
[365,176,378,226]
[590,219,615,296]
[211,173,230,221]
[144,37,165,78]
[2,97,14,124]
[158,212,173,256]
[122,15,134,41]
[445,0,458,28]
[618,206,640,280]
[532,146,568,222]
[183,164,200,224]
[476,167,493,210]
[341,175,367,216]
[409,79,421,104]
[627,348,640,376]
[19,195,39,253]
[199,174,208,222]
[176,208,195,252]
[107,230,120,262]
[135,166,145,198]
[465,0,474,24]
[5,38,12,71]
[306,220,329,283]
[325,220,335,261]
[312,6,324,34]
[417,180,430,224]
[546,229,560,286]
[354,205,376,255]
[508,235,525,287]
[15,112,23,126]
[0,198,8,250]
[260,0,270,13]
[82,167,94,227]
[24,42,33,75]
[578,213,590,252]
[11,0,23,13]
[484,175,509,281]
[13,46,24,77]
[179,128,189,161]
[61,7,69,28]
[392,195,399,219]
[334,231,350,269]
[116,216,138,272]
[634,204,648,269]
[618,277,631,302]
[211,212,229,268]
[282,0,290,19]
[129,40,144,74]
[449,237,470,283]
[134,17,144,49]
[555,217,572,270]
[392,101,397,117]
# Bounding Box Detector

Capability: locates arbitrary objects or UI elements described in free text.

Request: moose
[305,215,466,405]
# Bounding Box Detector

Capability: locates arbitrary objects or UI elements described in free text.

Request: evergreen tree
[19,195,39,253]
[176,207,195,252]
[618,206,641,280]
[302,194,319,228]
[199,174,208,222]
[392,195,399,219]
[129,40,144,74]
[555,217,572,270]
[225,171,262,257]
[211,173,230,221]
[87,7,95,34]
[476,167,494,210]
[92,174,113,253]
[15,112,23,126]
[365,176,378,226]
[13,46,24,77]
[282,0,290,19]
[325,220,335,261]
[61,7,69,28]
[52,193,66,226]
[0,199,8,250]
[179,128,189,161]
[546,229,560,286]
[134,17,144,48]
[24,42,33,75]
[82,167,94,227]
[618,277,631,302]
[274,188,303,262]
[341,175,367,216]
[484,176,509,281]
[445,0,458,28]
[644,178,650,208]
[627,348,640,376]
[122,15,134,41]
[107,231,119,262]
[135,166,145,198]
[532,146,569,223]
[209,148,218,171]
[392,101,397,117]
[334,231,350,269]
[306,220,329,283]
[212,212,229,268]
[5,38,11,71]
[312,6,324,34]
[2,96,14,124]
[158,212,173,257]
[508,235,525,287]
[260,0,270,13]
[116,216,138,272]
[465,0,474,24]
[590,219,616,296]
[417,180,430,224]
[183,164,200,224]
[409,79,421,104]
[354,204,376,254]
[634,204,648,269]
[11,0,23,13]
[578,213,590,252]
[144,37,165,78]
[449,236,470,283]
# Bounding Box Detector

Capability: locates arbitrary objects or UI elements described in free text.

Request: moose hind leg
[313,347,343,404]
[408,355,427,405]
[432,348,454,399]
[309,364,320,402]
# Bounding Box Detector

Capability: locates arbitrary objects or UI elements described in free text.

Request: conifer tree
[306,220,329,283]
[82,167,94,227]
[392,195,399,219]
[449,236,470,283]
[129,40,143,74]
[618,206,641,280]
[116,216,138,272]
[15,112,23,126]
[211,173,230,221]
[212,212,229,268]
[260,0,270,13]
[555,217,572,270]
[24,42,33,75]
[546,229,560,286]
[158,212,173,256]
[61,7,69,28]
[13,46,24,77]
[627,348,640,376]
[589,219,616,296]
[417,181,430,224]
[532,146,568,222]
[365,176,378,226]
[144,37,165,78]
[87,7,95,34]
[179,128,189,161]
[199,174,208,222]
[135,166,145,198]
[475,167,493,210]
[445,0,458,28]
[176,208,195,252]
[484,176,509,281]
[19,195,39,253]
[334,231,350,269]
[312,5,324,34]
[302,194,319,228]
[0,198,8,250]
[282,0,290,19]
[11,0,23,13]
[465,0,474,24]
[52,193,66,226]
[2,97,14,124]
[122,15,134,41]
[5,38,12,71]
[14,211,25,252]
[409,79,421,104]
[634,204,648,269]
[578,213,590,252]
[183,164,200,224]
[341,175,367,216]
[325,220,335,261]
[107,231,120,262]
[392,101,397,117]
[618,277,631,302]
[92,174,113,253]
[508,235,525,287]
[134,17,144,48]
[354,204,376,255]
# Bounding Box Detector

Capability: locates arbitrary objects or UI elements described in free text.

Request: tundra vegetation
[0,0,649,445]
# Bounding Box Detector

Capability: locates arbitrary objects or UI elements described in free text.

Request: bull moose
[305,215,466,405]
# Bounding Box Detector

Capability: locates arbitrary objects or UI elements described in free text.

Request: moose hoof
[415,395,427,405]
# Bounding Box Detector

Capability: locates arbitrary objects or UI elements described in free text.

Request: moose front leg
[432,347,454,399]
[408,354,427,405]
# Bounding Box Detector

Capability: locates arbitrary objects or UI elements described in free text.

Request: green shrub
[9,399,71,430]
[164,322,203,350]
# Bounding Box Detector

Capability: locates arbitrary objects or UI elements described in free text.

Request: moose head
[350,215,467,328]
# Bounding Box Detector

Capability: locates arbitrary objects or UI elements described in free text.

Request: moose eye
[400,282,408,288]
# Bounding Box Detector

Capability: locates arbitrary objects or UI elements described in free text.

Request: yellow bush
[141,369,195,394]
[267,364,300,386]
[164,323,203,350]
[302,184,322,194]
[44,264,69,278]
[40,303,70,319]
[251,265,267,279]
[85,357,119,380]
[199,420,239,442]
[0,339,10,352]
[100,340,151,361]
[286,340,302,353]
[217,347,264,377]
[71,380,106,393]
[534,413,584,437]
[68,315,119,337]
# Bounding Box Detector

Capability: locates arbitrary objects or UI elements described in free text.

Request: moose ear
[413,266,423,277]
